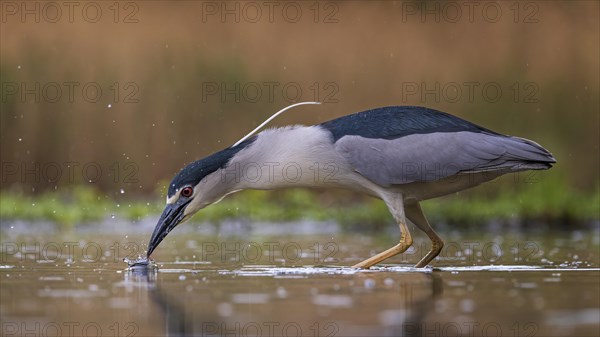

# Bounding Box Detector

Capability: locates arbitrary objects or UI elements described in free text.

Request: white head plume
[233,101,321,147]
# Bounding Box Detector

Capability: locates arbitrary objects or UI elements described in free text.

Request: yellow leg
[405,202,444,268]
[353,193,413,269]
[352,220,413,268]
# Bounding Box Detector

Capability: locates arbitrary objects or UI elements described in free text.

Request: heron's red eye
[180,186,193,198]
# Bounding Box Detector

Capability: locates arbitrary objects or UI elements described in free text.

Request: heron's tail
[493,135,556,171]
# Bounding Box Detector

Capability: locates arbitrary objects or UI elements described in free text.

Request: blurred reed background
[0,1,598,224]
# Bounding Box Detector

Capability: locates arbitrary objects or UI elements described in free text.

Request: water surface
[1,221,598,336]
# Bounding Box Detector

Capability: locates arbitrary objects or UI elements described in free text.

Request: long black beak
[147,199,191,257]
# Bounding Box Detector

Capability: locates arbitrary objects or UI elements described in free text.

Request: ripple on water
[125,263,599,278]
[435,265,600,272]
[158,268,197,273]
[38,276,65,281]
[546,308,600,326]
[312,294,353,308]
[37,288,109,298]
[231,293,270,304]
[219,266,362,277]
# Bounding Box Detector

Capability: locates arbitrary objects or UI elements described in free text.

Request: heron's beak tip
[146,200,190,258]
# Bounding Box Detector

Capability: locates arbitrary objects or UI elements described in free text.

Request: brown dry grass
[1,1,598,194]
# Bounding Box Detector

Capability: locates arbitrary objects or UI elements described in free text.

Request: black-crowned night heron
[147,103,555,268]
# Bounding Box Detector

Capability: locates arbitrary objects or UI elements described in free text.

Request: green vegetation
[1,173,597,229]
[422,173,600,226]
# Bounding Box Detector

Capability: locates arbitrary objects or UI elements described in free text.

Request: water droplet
[364,279,376,288]
[276,287,288,298]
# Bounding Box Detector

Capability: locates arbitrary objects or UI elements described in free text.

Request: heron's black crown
[167,137,256,198]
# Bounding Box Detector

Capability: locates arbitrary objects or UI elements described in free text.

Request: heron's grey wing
[334,131,554,187]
